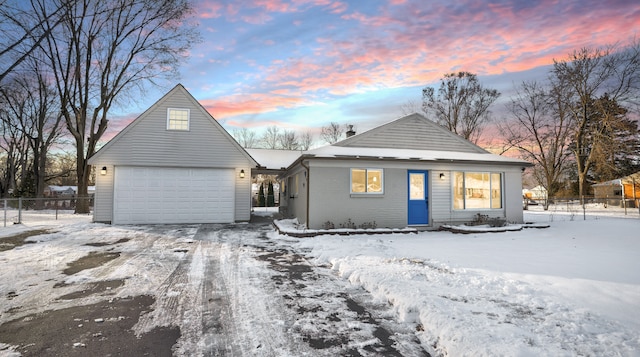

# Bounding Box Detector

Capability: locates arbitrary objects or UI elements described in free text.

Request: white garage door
[113,167,235,224]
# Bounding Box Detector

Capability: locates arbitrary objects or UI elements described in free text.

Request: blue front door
[408,170,429,225]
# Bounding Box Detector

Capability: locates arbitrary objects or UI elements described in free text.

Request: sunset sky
[108,0,640,145]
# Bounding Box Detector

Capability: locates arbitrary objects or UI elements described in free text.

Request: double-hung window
[453,171,502,209]
[351,168,383,194]
[167,108,190,131]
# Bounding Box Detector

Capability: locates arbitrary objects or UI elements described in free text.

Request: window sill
[452,208,503,211]
[350,194,385,198]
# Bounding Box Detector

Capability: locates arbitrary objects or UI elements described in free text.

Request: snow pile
[293,212,640,356]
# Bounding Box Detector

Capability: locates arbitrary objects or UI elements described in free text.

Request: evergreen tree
[267,181,275,207]
[258,183,266,207]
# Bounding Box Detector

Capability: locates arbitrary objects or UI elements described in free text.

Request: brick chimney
[346,124,356,138]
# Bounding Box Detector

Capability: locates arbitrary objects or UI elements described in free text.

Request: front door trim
[408,170,429,225]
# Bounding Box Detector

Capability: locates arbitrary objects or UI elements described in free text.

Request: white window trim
[453,171,503,210]
[350,168,384,195]
[166,108,190,131]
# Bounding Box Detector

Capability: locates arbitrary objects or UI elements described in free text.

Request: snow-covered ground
[291,207,640,356]
[1,206,639,356]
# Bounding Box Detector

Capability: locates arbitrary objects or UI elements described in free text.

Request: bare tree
[321,122,344,144]
[399,99,423,116]
[0,93,30,196]
[34,0,198,213]
[299,131,314,150]
[0,60,64,200]
[278,130,299,150]
[0,1,65,83]
[47,151,77,186]
[552,42,640,197]
[500,81,573,207]
[233,127,258,148]
[422,71,500,143]
[261,126,281,149]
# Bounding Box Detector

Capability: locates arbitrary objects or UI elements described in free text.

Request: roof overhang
[284,153,532,172]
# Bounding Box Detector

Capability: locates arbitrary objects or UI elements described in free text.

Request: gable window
[351,168,383,194]
[453,171,502,209]
[167,108,190,130]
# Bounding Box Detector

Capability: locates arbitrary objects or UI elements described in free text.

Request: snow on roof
[247,145,529,171]
[592,179,623,187]
[305,145,530,165]
[592,172,640,187]
[46,185,96,193]
[246,148,306,170]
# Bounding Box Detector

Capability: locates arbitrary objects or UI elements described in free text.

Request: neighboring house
[253,114,532,229]
[88,84,257,224]
[522,185,548,201]
[592,172,640,207]
[44,185,95,197]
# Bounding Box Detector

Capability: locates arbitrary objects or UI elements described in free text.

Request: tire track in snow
[250,229,431,356]
[199,229,239,356]
[195,224,311,356]
[133,240,198,333]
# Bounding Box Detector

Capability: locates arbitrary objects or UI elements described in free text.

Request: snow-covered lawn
[1,206,639,356]
[292,210,640,356]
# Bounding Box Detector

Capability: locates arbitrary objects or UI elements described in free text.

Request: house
[592,172,640,207]
[89,85,531,228]
[87,84,256,224]
[253,114,532,229]
[522,185,548,204]
[44,185,96,197]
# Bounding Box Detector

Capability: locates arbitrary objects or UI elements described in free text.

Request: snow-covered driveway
[0,218,428,356]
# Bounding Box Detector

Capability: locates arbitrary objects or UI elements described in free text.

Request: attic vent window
[167,108,190,131]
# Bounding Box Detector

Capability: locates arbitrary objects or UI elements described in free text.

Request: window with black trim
[453,171,502,209]
[351,168,383,194]
[167,108,190,130]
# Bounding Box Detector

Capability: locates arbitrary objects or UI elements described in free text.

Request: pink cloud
[188,0,640,120]
[254,0,295,13]
[199,93,312,118]
[241,13,273,25]
[197,1,224,19]
[326,1,348,14]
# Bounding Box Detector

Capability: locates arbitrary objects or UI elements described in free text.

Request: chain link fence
[1,197,94,227]
[524,196,640,220]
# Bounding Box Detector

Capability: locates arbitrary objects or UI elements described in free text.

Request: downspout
[622,180,627,215]
[301,160,310,228]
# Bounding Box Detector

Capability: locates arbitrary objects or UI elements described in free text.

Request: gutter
[285,154,532,169]
[300,159,310,228]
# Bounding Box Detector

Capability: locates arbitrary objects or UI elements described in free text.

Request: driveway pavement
[0,217,429,356]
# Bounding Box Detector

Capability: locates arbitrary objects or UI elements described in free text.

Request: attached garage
[113,167,235,224]
[88,84,257,225]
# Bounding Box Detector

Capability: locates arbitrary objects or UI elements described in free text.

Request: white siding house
[277,114,532,229]
[88,84,256,224]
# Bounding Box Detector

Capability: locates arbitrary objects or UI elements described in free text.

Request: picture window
[453,171,502,209]
[351,168,383,194]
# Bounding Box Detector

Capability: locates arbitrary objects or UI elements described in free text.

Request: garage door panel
[113,167,235,224]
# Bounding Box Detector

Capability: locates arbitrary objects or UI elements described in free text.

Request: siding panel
[90,85,253,168]
[93,164,114,223]
[335,114,487,154]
